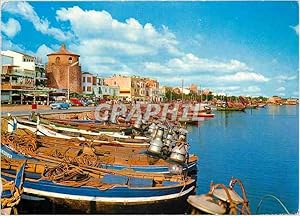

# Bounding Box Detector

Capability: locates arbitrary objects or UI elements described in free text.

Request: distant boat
[2,157,196,214]
[216,107,245,112]
[257,104,266,108]
[246,104,258,109]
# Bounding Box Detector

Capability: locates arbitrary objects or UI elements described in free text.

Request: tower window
[55,57,60,64]
[68,57,73,63]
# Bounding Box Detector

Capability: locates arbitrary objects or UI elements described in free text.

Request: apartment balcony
[1,81,35,90]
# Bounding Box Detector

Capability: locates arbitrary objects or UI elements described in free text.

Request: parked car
[70,98,83,106]
[81,99,94,106]
[50,101,70,109]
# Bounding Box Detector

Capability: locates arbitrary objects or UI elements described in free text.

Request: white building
[1,50,49,104]
[82,72,119,98]
[82,72,95,94]
[1,50,36,88]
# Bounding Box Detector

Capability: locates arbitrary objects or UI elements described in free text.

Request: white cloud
[211,86,241,91]
[2,38,25,52]
[2,3,271,94]
[3,1,72,41]
[56,6,180,56]
[275,74,297,83]
[35,44,54,63]
[243,86,261,93]
[144,53,251,75]
[276,86,286,92]
[290,24,299,35]
[1,18,21,38]
[216,72,269,83]
[279,92,285,97]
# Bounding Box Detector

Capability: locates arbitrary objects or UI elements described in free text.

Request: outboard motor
[133,118,142,129]
[147,122,157,135]
[178,128,188,141]
[161,133,174,157]
[170,143,188,164]
[147,128,164,155]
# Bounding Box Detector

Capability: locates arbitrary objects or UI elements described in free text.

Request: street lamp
[67,60,79,101]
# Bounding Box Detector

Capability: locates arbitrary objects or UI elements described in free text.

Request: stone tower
[46,44,82,93]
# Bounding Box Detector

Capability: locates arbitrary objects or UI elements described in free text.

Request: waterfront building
[189,84,198,94]
[46,44,82,93]
[82,72,96,95]
[172,87,181,95]
[104,75,159,101]
[146,79,160,102]
[267,96,283,104]
[182,88,191,95]
[104,75,132,99]
[159,86,168,101]
[1,50,50,104]
[82,72,120,98]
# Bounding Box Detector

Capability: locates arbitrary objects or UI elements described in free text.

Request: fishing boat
[2,157,196,214]
[257,103,266,108]
[1,161,26,215]
[246,104,258,109]
[216,107,245,112]
[8,117,150,145]
[1,127,198,175]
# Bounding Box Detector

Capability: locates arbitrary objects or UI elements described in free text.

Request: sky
[1,1,299,97]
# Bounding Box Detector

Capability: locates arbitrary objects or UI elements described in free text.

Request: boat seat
[101,174,129,185]
[127,177,153,187]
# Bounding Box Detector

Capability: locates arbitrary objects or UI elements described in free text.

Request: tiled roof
[47,44,80,56]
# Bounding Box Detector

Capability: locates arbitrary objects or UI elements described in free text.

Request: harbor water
[188,105,299,214]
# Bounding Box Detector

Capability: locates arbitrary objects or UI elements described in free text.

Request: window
[55,57,60,64]
[114,81,117,85]
[83,86,86,91]
[68,57,73,63]
[83,77,86,82]
[87,86,92,92]
[87,77,92,83]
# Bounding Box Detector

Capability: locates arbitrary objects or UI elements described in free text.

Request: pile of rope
[41,163,115,190]
[1,179,23,209]
[2,132,38,156]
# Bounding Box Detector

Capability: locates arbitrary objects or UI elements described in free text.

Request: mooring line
[256,194,290,214]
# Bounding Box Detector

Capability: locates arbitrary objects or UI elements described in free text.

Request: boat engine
[147,128,164,155]
[161,133,174,157]
[169,143,188,164]
[178,128,188,141]
[133,118,142,129]
[147,122,157,137]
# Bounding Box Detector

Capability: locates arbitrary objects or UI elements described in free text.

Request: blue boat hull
[2,170,196,214]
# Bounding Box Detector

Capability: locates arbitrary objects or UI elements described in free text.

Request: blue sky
[1,1,299,97]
